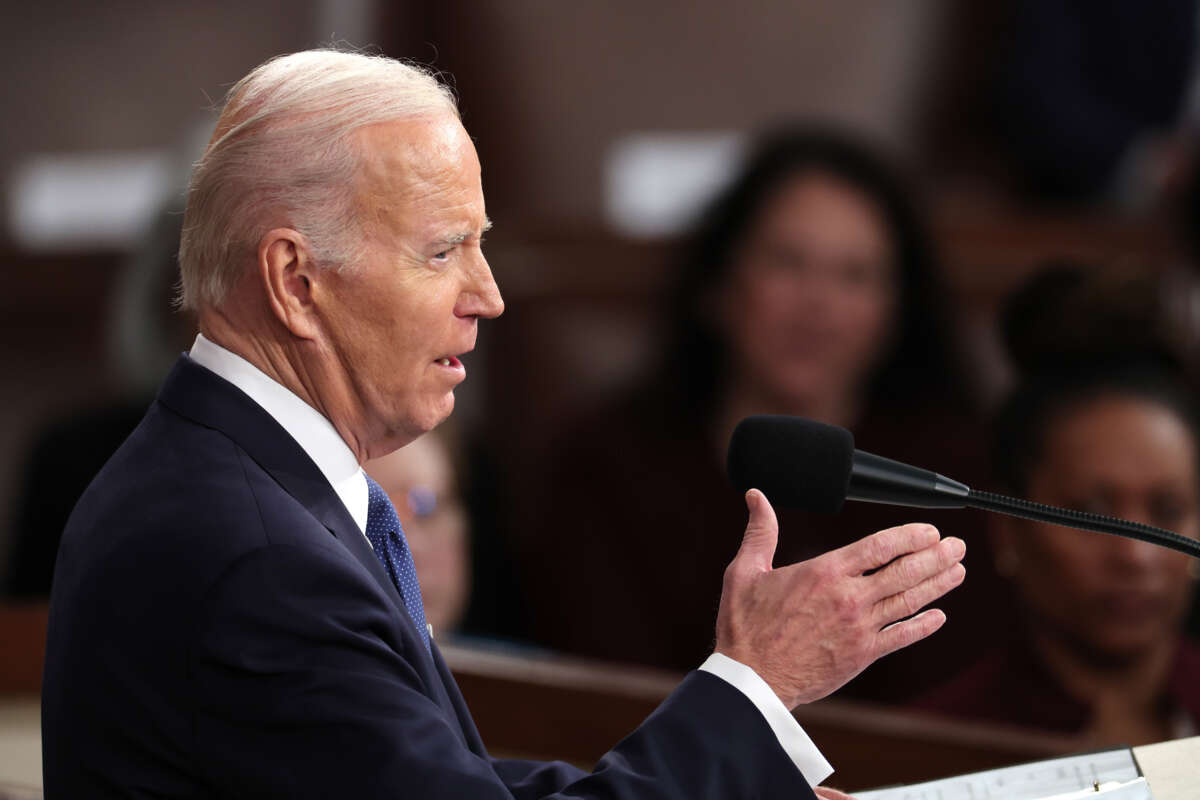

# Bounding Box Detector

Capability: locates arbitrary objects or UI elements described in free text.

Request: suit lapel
[156,356,456,709]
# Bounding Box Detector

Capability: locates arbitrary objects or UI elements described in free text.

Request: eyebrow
[436,217,493,247]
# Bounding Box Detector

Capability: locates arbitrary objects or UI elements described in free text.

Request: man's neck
[197,310,372,464]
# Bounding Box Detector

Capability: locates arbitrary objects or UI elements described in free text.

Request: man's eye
[432,249,452,261]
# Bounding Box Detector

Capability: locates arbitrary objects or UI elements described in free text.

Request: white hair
[177,49,458,310]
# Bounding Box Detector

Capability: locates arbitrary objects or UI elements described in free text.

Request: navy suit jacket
[42,355,815,799]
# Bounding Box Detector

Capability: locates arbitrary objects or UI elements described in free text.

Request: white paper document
[855,747,1151,800]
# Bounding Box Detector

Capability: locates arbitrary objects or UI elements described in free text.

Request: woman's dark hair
[992,262,1200,494]
[660,125,970,420]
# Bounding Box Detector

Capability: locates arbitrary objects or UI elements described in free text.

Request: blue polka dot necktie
[364,475,431,652]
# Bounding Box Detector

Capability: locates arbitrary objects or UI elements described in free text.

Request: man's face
[315,115,502,457]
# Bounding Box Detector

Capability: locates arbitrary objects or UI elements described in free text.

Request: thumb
[734,489,779,573]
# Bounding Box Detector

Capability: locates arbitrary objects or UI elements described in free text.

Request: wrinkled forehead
[353,116,478,196]
[350,116,484,244]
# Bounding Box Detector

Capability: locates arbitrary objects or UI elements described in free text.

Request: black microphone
[726,414,1200,560]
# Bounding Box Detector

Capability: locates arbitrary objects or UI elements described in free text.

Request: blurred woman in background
[522,127,994,703]
[918,266,1200,744]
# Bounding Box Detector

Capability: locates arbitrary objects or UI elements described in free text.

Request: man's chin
[417,394,457,433]
[369,396,458,456]
[436,392,456,422]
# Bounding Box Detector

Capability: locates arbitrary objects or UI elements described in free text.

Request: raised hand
[714,489,966,709]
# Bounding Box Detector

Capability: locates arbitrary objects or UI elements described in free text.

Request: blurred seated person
[521,127,995,703]
[917,266,1200,745]
[366,430,470,636]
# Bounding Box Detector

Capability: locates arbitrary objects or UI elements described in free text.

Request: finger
[837,523,940,575]
[730,489,779,575]
[873,561,966,625]
[814,788,859,800]
[865,536,965,603]
[874,607,947,658]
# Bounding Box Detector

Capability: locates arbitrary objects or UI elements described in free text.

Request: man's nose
[458,254,505,319]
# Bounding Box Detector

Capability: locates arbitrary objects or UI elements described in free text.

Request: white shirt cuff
[699,652,834,787]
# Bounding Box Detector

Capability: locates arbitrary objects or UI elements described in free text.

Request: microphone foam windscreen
[726,415,855,514]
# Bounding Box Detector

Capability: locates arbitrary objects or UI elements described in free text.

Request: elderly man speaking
[41,50,966,799]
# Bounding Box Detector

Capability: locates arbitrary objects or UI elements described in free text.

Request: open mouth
[434,356,463,369]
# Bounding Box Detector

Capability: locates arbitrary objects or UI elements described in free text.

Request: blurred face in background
[995,394,1199,664]
[367,434,470,634]
[717,170,898,415]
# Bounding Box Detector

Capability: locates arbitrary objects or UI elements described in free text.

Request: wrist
[713,648,799,709]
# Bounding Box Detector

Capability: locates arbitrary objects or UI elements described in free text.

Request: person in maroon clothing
[520,127,997,703]
[918,267,1200,745]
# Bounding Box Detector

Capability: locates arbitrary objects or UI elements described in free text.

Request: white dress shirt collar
[187,333,369,535]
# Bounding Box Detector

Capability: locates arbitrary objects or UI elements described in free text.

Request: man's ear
[258,227,321,339]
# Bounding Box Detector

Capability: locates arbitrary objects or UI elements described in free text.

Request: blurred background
[5,0,1200,792]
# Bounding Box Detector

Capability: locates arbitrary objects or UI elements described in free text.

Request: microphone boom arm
[726,415,1200,560]
[847,451,1200,559]
[967,489,1200,560]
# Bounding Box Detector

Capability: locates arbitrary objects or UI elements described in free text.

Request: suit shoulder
[59,402,330,592]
